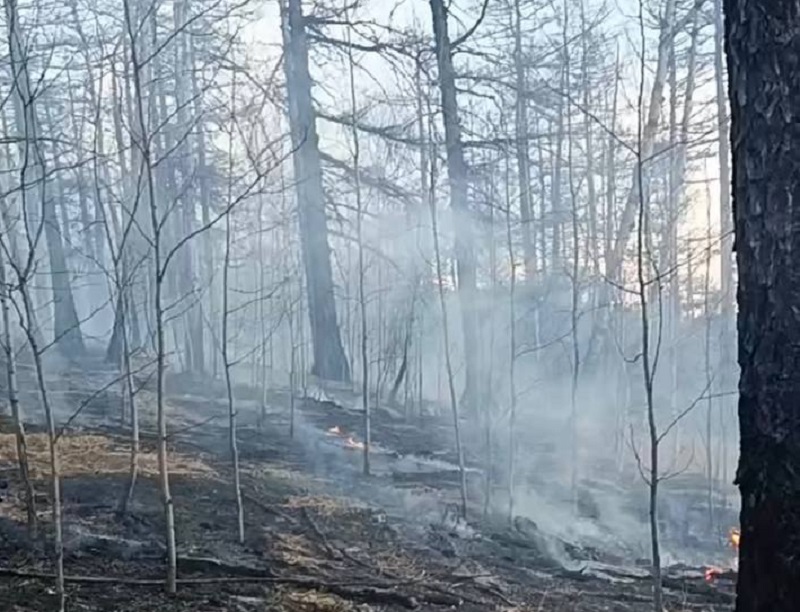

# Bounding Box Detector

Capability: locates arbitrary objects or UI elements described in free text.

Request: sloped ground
[0,358,735,611]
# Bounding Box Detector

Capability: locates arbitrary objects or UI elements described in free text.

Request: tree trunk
[428,138,469,520]
[725,1,800,610]
[173,0,203,374]
[513,0,535,277]
[563,0,581,511]
[606,0,678,283]
[342,10,371,475]
[505,147,518,523]
[0,249,37,536]
[715,0,733,317]
[119,293,139,513]
[551,66,565,271]
[0,111,44,349]
[20,281,65,612]
[714,0,735,488]
[580,0,597,284]
[281,0,350,383]
[428,0,480,412]
[124,0,177,591]
[189,26,211,377]
[222,175,245,545]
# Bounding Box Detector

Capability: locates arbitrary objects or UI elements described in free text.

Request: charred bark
[724,1,800,610]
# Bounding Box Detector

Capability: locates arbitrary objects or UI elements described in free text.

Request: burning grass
[326,426,366,450]
[0,433,214,480]
[704,526,741,583]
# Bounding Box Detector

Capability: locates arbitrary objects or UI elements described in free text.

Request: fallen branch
[326,584,418,609]
[0,567,419,608]
[0,567,272,585]
[301,506,343,561]
[300,505,384,574]
[594,567,735,604]
[176,555,265,577]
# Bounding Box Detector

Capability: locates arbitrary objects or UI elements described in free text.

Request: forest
[0,0,790,609]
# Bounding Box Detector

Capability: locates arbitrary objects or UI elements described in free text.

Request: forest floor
[0,355,736,611]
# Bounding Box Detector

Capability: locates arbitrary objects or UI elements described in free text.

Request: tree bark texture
[725,1,800,610]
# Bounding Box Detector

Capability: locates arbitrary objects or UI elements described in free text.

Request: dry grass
[282,495,346,516]
[248,464,313,485]
[371,550,421,581]
[0,433,214,479]
[273,532,325,570]
[278,588,358,612]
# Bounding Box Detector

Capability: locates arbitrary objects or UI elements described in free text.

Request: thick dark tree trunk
[282,0,350,383]
[725,2,800,610]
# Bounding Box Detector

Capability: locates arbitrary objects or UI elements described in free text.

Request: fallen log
[176,555,266,577]
[585,566,735,604]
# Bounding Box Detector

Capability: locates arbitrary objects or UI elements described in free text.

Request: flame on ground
[705,526,740,584]
[326,425,366,450]
[345,436,365,450]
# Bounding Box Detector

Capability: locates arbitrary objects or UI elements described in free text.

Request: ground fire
[730,527,740,548]
[326,425,365,450]
[344,437,365,450]
[704,527,740,583]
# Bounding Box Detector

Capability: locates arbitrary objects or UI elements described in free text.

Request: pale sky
[241,0,726,289]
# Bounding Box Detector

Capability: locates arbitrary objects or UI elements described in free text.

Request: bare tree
[221,69,245,545]
[427,126,468,520]
[512,0,535,278]
[0,244,36,536]
[5,0,84,356]
[122,0,178,590]
[342,1,371,476]
[428,0,480,413]
[282,0,351,384]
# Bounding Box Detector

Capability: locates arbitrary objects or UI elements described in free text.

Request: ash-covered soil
[0,356,735,611]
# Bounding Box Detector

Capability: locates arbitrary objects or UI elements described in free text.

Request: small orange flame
[326,425,365,450]
[705,526,740,584]
[344,436,365,450]
[730,527,740,550]
[705,566,723,583]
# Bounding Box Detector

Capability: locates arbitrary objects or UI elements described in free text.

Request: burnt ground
[0,355,736,611]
